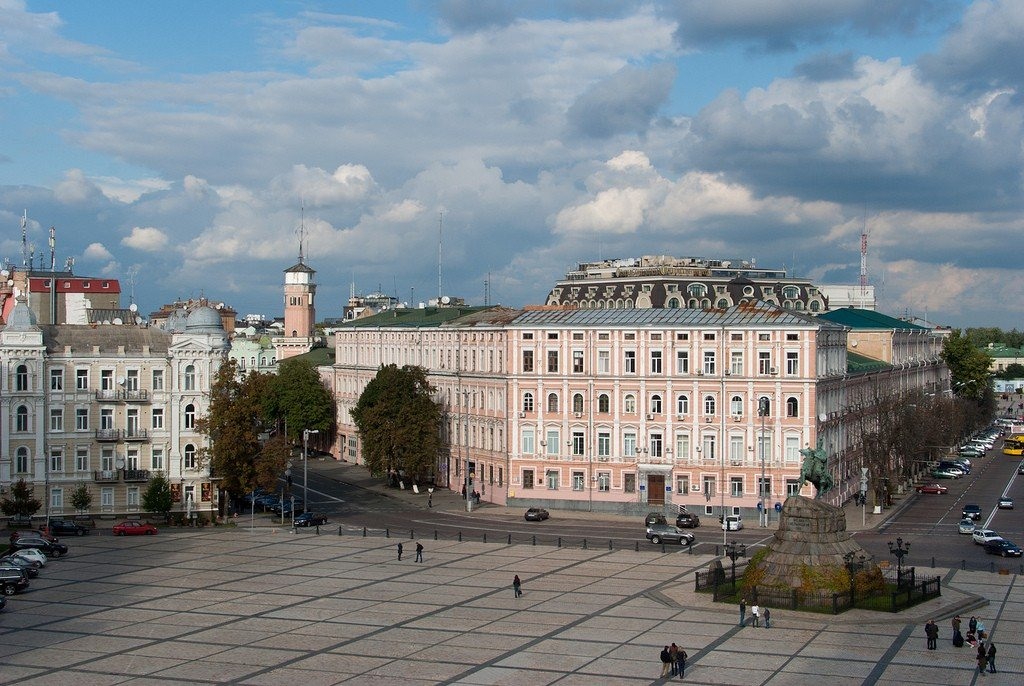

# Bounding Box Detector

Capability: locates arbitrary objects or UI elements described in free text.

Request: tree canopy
[142,471,174,519]
[0,479,42,517]
[263,358,335,442]
[941,329,996,418]
[351,364,442,483]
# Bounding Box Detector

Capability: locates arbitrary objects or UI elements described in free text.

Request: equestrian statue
[799,438,834,498]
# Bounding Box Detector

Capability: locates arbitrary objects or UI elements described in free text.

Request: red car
[112,520,158,536]
[916,483,948,495]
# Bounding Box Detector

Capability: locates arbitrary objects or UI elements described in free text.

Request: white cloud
[83,242,113,261]
[122,226,169,252]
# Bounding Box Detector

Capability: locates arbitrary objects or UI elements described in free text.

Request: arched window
[15,447,29,473]
[184,403,196,429]
[624,393,636,413]
[717,298,729,308]
[743,286,755,296]
[184,444,197,469]
[758,396,772,416]
[703,395,716,415]
[687,283,707,298]
[676,394,689,415]
[650,394,663,414]
[809,300,821,312]
[667,297,680,309]
[730,395,743,416]
[572,393,584,414]
[522,392,534,412]
[547,393,559,413]
[782,285,800,299]
[786,396,799,418]
[16,405,29,432]
[184,364,196,391]
[15,364,29,391]
[598,394,610,413]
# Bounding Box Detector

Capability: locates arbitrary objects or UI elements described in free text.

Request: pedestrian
[397,542,403,561]
[739,598,746,626]
[977,643,988,676]
[669,644,679,677]
[676,646,687,678]
[976,619,987,640]
[969,616,978,635]
[513,574,522,598]
[415,541,424,562]
[987,642,996,673]
[925,619,938,650]
[659,646,672,678]
[952,615,963,647]
[764,607,771,629]
[428,493,433,508]
[751,603,760,628]
[952,615,961,634]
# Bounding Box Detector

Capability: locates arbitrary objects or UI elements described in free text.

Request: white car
[11,549,47,566]
[958,519,976,534]
[972,529,1003,545]
[721,515,744,531]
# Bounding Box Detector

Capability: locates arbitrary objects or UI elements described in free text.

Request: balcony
[95,428,121,441]
[94,470,118,483]
[123,469,151,482]
[94,389,150,402]
[123,428,149,442]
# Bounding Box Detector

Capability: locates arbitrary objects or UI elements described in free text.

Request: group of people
[738,598,771,628]
[929,615,997,674]
[395,541,425,562]
[659,643,688,678]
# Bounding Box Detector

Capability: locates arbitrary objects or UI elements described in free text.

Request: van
[721,514,744,531]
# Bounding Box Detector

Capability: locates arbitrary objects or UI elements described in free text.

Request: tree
[996,363,1024,380]
[263,358,335,442]
[69,484,92,513]
[0,479,42,517]
[941,330,993,401]
[351,364,442,483]
[142,472,173,520]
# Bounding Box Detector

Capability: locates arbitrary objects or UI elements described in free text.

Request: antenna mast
[49,226,56,271]
[20,210,28,267]
[860,209,868,302]
[437,211,443,300]
[297,204,306,264]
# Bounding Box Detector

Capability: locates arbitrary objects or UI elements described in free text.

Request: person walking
[669,644,679,677]
[987,642,996,673]
[513,574,522,598]
[976,643,988,676]
[676,646,687,678]
[427,493,433,508]
[925,619,938,650]
[739,598,746,626]
[969,616,978,635]
[659,646,672,678]
[751,603,760,628]
[763,607,771,629]
[415,541,424,562]
[397,542,403,561]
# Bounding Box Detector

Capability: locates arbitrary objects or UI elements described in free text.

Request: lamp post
[887,536,910,587]
[758,396,769,527]
[303,428,319,515]
[843,550,867,603]
[462,390,472,513]
[723,541,746,586]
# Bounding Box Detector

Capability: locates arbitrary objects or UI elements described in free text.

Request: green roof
[817,308,928,331]
[846,350,890,374]
[984,345,1024,358]
[336,306,494,328]
[287,346,335,367]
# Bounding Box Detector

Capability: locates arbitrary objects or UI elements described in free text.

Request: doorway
[647,474,665,505]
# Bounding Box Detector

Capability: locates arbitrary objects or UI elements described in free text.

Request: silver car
[645,524,695,546]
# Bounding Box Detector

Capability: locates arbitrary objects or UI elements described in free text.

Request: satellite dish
[115,457,125,470]
[818,413,828,422]
[135,316,143,324]
[0,269,8,277]
[113,317,123,325]
[440,295,451,304]
[117,377,126,386]
[129,303,138,312]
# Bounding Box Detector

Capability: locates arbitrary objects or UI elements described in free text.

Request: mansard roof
[817,308,928,331]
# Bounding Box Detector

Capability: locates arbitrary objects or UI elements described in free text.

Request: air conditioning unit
[518,411,526,418]
[724,370,731,376]
[696,370,704,376]
[646,414,654,421]
[770,367,778,374]
[733,415,742,422]
[574,412,583,419]
[676,414,686,420]
[705,416,713,423]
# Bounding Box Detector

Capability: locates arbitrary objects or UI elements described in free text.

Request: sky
[1,0,1022,329]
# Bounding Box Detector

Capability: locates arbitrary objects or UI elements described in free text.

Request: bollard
[583,539,587,550]
[635,540,640,552]
[962,559,966,570]
[608,539,613,551]
[410,530,414,539]
[508,534,512,545]
[483,533,487,543]
[316,525,320,536]
[337,526,342,536]
[362,527,367,537]
[532,535,536,546]
[434,530,438,540]
[558,537,562,548]
[458,531,463,542]
[688,541,693,555]
[385,528,390,538]
[931,556,935,568]
[661,543,666,554]
[991,561,995,573]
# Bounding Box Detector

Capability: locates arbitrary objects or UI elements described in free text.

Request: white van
[721,514,744,531]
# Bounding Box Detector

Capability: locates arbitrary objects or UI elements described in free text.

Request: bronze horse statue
[799,439,834,497]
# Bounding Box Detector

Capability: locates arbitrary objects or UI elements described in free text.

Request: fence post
[832,593,838,615]
[791,589,798,610]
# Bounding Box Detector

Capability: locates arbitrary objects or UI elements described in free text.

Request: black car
[983,539,1023,557]
[676,512,701,528]
[10,537,68,558]
[644,512,668,526]
[962,504,983,521]
[524,507,549,521]
[0,566,30,595]
[0,556,40,578]
[43,519,90,536]
[294,512,328,527]
[645,524,695,546]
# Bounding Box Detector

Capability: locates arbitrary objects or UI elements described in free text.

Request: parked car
[984,539,1023,557]
[644,512,668,526]
[675,512,701,528]
[271,499,304,515]
[998,496,1014,510]
[0,594,6,611]
[8,549,46,567]
[916,483,948,495]
[721,515,744,531]
[645,524,695,546]
[112,520,158,536]
[0,556,39,578]
[0,566,30,595]
[1018,462,1024,475]
[958,519,977,534]
[9,537,67,557]
[42,519,90,536]
[932,469,961,479]
[524,507,549,521]
[962,504,983,521]
[294,512,328,527]
[972,529,1003,545]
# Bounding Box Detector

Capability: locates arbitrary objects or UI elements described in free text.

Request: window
[50,369,64,391]
[49,408,63,432]
[101,448,114,471]
[675,433,690,460]
[572,431,584,455]
[546,350,559,373]
[76,408,89,431]
[688,283,707,298]
[16,406,29,432]
[650,394,662,414]
[546,430,559,455]
[676,395,689,415]
[650,350,662,374]
[16,364,28,391]
[152,448,164,471]
[522,332,534,340]
[546,393,559,413]
[730,477,744,497]
[676,475,690,495]
[51,488,63,509]
[573,393,584,414]
[50,448,64,472]
[786,397,799,418]
[522,428,535,454]
[101,487,114,508]
[597,432,610,459]
[152,369,164,391]
[572,471,585,491]
[786,478,802,497]
[624,351,636,373]
[76,368,89,390]
[624,394,636,413]
[703,351,716,375]
[184,444,197,469]
[522,469,535,489]
[152,408,164,429]
[703,395,716,415]
[101,408,114,430]
[126,409,139,436]
[184,403,196,429]
[522,393,534,412]
[730,395,743,416]
[522,350,534,372]
[785,436,801,463]
[730,350,743,375]
[702,434,716,460]
[649,433,662,457]
[546,470,559,489]
[15,447,29,473]
[783,285,800,299]
[101,369,114,391]
[127,487,139,508]
[730,435,744,464]
[703,476,716,498]
[676,350,689,374]
[598,472,610,492]
[572,350,584,373]
[758,351,772,375]
[624,473,636,493]
[184,364,196,391]
[75,447,89,472]
[126,369,139,391]
[758,434,772,462]
[597,350,610,373]
[758,396,771,417]
[598,394,610,413]
[786,351,799,376]
[758,477,772,499]
[623,432,637,457]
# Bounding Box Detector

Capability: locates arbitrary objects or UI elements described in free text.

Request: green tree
[142,472,174,520]
[996,363,1024,380]
[351,364,441,483]
[69,484,92,513]
[264,358,335,442]
[941,330,993,401]
[0,478,42,517]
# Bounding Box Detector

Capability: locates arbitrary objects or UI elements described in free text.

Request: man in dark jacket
[987,642,996,673]
[925,619,938,650]
[660,646,672,678]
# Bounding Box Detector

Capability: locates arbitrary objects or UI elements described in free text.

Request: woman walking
[513,575,522,598]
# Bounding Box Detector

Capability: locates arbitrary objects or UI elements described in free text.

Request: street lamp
[843,550,867,602]
[723,541,746,586]
[887,537,910,587]
[303,428,319,515]
[758,397,770,527]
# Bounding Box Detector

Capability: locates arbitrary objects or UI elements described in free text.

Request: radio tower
[859,208,868,307]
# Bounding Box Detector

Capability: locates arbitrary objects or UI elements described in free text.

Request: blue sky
[2,0,1022,328]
